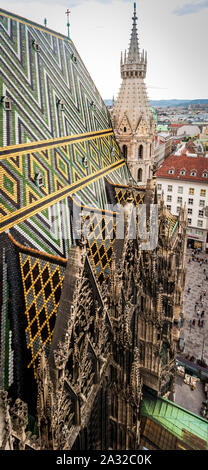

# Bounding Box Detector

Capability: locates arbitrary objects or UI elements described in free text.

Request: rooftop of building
[177,124,201,136]
[141,388,208,450]
[156,142,208,183]
[169,123,185,128]
[155,133,171,142]
[0,8,69,42]
[156,125,169,132]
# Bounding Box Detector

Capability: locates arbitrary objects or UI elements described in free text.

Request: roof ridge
[0,8,70,42]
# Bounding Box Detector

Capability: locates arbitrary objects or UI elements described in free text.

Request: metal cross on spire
[65,9,71,39]
[133,2,137,20]
[127,1,140,64]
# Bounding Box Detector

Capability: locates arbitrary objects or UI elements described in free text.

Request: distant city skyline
[1,0,207,101]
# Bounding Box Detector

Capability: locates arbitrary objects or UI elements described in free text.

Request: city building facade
[154,134,173,167]
[156,142,208,250]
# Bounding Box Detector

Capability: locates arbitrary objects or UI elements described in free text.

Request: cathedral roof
[0,9,184,437]
[141,391,208,449]
[156,153,208,183]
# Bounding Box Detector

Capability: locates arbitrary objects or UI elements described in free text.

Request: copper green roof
[156,124,169,132]
[141,392,208,448]
[150,107,158,123]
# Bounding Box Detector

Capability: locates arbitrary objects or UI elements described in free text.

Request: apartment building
[156,143,208,250]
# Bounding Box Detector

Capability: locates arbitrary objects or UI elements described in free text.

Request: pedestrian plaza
[181,248,208,365]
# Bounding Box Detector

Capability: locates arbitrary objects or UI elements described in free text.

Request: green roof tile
[141,392,208,447]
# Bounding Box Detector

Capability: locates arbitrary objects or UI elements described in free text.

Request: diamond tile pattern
[87,211,117,284]
[114,187,145,206]
[19,252,66,374]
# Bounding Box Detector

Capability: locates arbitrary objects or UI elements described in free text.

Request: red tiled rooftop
[170,124,184,128]
[156,153,208,183]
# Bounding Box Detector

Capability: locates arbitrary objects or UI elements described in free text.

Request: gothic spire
[127,2,140,64]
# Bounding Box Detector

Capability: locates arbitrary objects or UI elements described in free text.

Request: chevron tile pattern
[0,10,131,384]
[0,10,130,258]
[0,11,110,145]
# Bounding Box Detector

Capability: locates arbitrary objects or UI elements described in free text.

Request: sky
[1,0,207,101]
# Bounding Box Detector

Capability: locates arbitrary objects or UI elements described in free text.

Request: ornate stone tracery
[0,177,186,450]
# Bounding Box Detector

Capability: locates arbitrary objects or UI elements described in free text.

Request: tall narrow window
[123,126,127,132]
[137,168,143,182]
[123,145,128,159]
[138,144,143,159]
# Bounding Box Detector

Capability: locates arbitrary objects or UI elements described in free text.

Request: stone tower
[112,2,155,184]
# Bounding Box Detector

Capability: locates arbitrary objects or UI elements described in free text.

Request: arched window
[137,168,143,182]
[123,126,127,132]
[138,144,143,159]
[123,145,128,159]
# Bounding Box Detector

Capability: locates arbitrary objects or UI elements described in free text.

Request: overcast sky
[1,0,207,101]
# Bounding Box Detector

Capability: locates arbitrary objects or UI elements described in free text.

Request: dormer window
[90,101,96,110]
[32,40,40,52]
[83,157,88,168]
[168,169,174,174]
[34,172,44,188]
[71,53,77,63]
[190,170,197,176]
[57,99,64,111]
[202,172,208,178]
[1,96,11,111]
